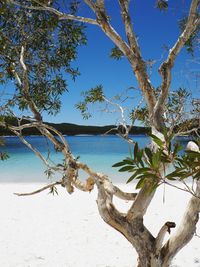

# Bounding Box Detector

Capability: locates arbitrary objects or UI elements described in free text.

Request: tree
[0,1,200,266]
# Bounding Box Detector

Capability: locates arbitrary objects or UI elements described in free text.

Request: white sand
[0,183,200,267]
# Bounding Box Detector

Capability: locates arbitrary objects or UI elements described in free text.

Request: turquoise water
[0,135,191,183]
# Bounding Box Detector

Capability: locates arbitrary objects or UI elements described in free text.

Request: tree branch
[126,181,156,221]
[8,0,98,25]
[9,127,62,172]
[14,181,62,196]
[19,46,43,121]
[161,141,200,264]
[10,0,156,116]
[155,222,176,254]
[95,177,131,241]
[86,1,156,115]
[118,0,141,57]
[155,0,200,119]
[76,162,137,200]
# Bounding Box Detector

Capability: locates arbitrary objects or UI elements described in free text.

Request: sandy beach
[0,183,200,267]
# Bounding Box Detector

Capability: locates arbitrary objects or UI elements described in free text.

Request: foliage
[156,0,169,11]
[0,0,86,115]
[49,185,58,195]
[75,85,105,119]
[110,46,124,60]
[113,133,199,193]
[130,88,198,133]
[0,137,9,161]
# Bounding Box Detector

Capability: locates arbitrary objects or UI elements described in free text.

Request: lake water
[0,135,191,183]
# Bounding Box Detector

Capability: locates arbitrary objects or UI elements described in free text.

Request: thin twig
[14,181,62,196]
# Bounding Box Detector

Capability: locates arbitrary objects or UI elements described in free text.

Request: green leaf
[110,46,124,60]
[49,186,58,195]
[149,134,164,148]
[118,165,135,172]
[161,152,171,163]
[186,150,200,159]
[136,178,145,189]
[123,158,134,165]
[136,173,157,180]
[112,161,126,167]
[0,151,9,161]
[145,147,153,163]
[126,174,137,183]
[156,0,168,11]
[134,142,139,159]
[126,169,141,183]
[166,168,188,180]
[173,143,183,155]
[168,141,172,154]
[136,167,152,173]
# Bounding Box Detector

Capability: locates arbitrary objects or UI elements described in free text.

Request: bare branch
[162,180,199,198]
[19,46,27,71]
[8,0,98,25]
[155,0,200,118]
[112,184,137,201]
[9,128,61,171]
[95,178,130,240]
[103,96,129,134]
[76,162,137,200]
[156,221,176,254]
[118,0,141,56]
[14,181,62,196]
[174,126,200,137]
[89,1,156,114]
[162,141,200,264]
[19,46,42,121]
[126,181,156,221]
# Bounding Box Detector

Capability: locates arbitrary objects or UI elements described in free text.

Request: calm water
[0,135,191,183]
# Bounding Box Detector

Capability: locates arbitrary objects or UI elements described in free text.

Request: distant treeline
[0,117,150,136]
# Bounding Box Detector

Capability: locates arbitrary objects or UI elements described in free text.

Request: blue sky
[44,0,199,126]
[5,0,200,125]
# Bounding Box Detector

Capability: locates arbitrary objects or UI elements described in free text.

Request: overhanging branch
[14,181,62,196]
[8,0,98,25]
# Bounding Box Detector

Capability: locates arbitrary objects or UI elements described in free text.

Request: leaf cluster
[0,137,9,161]
[0,151,9,161]
[75,85,105,119]
[49,185,58,195]
[110,46,124,60]
[113,133,199,192]
[0,0,86,114]
[156,0,168,11]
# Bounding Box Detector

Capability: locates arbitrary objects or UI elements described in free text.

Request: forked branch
[156,221,176,254]
[119,0,141,56]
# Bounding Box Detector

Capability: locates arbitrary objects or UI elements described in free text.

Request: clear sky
[5,0,200,125]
